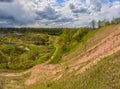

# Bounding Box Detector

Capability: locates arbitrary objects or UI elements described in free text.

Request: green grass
[67,29,98,53]
[49,28,91,63]
[26,51,120,89]
[0,33,54,71]
[0,44,51,70]
[0,72,31,89]
[61,29,98,63]
[81,29,98,42]
[47,26,116,63]
[49,37,63,64]
[61,25,119,63]
[0,25,120,89]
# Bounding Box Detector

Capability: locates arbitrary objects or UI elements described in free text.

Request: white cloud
[0,0,120,27]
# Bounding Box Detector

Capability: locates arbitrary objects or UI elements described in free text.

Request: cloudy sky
[0,0,120,28]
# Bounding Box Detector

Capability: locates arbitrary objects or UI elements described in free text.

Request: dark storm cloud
[69,4,90,14]
[0,16,16,25]
[36,6,73,23]
[0,1,36,27]
[54,17,73,22]
[0,0,13,2]
[69,4,75,9]
[36,6,61,20]
[72,7,89,13]
[0,15,15,20]
[91,1,102,11]
[0,9,16,24]
[88,0,109,11]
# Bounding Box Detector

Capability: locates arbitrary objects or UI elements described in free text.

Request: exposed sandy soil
[25,64,64,85]
[0,25,120,86]
[70,26,120,71]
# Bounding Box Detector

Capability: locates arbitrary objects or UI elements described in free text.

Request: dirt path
[0,26,120,85]
[46,37,61,63]
[25,26,120,85]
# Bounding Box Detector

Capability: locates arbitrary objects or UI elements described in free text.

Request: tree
[105,21,111,26]
[112,18,120,24]
[98,20,102,28]
[90,20,96,30]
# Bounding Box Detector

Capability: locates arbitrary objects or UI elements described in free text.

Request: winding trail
[0,25,120,85]
[46,37,61,63]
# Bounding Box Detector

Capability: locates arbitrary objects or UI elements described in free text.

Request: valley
[0,24,120,89]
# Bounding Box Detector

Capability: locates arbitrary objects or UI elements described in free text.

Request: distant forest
[0,17,120,35]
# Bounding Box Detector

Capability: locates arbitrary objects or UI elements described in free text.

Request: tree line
[0,28,62,35]
[90,17,120,29]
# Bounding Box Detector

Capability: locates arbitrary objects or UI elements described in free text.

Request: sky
[0,0,120,28]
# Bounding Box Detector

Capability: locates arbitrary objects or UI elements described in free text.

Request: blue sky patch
[57,0,64,3]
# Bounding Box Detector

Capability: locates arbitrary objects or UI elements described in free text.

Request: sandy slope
[0,25,120,85]
[70,26,120,69]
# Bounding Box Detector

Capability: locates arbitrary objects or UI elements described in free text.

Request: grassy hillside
[0,25,120,89]
[26,51,120,89]
[25,25,120,89]
[49,27,89,64]
[62,25,120,63]
[1,25,117,69]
